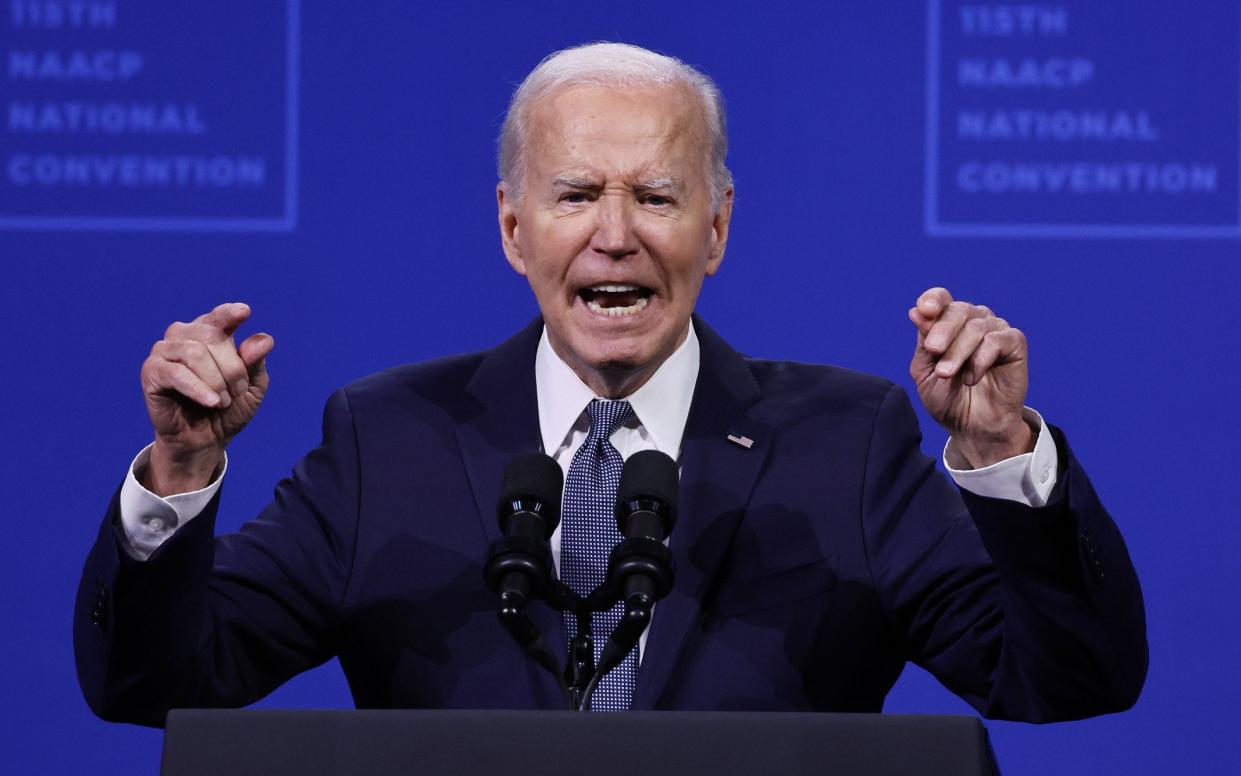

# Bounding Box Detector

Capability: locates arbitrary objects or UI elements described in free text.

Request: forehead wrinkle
[526,83,711,195]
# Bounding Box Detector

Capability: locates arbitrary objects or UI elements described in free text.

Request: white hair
[497,42,733,209]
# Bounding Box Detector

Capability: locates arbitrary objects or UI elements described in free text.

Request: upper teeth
[590,284,639,293]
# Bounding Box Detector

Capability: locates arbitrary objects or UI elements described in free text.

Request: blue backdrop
[3,2,1238,773]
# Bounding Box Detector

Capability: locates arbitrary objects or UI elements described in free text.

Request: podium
[161,709,999,775]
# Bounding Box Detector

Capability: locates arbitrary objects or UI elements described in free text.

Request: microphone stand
[494,580,645,711]
[547,581,626,711]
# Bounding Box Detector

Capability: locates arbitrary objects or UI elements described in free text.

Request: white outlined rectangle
[924,0,1241,239]
[0,1,300,233]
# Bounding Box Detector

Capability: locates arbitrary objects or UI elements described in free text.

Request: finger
[967,328,1026,385]
[164,320,237,345]
[238,333,274,382]
[936,316,994,379]
[150,360,223,409]
[915,287,953,320]
[162,321,248,395]
[923,300,986,355]
[152,340,231,407]
[908,306,935,337]
[194,302,252,336]
[205,338,251,397]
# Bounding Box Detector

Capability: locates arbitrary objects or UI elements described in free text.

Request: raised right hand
[139,303,274,495]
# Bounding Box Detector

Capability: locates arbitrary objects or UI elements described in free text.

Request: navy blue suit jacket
[75,317,1147,727]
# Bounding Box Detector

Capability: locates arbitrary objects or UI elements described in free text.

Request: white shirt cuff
[943,408,1057,508]
[118,443,227,561]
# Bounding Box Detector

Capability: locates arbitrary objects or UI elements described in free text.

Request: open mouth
[578,284,653,317]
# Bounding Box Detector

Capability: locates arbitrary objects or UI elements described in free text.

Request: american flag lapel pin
[726,434,754,449]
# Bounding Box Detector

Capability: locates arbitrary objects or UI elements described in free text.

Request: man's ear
[497,183,527,276]
[705,186,734,276]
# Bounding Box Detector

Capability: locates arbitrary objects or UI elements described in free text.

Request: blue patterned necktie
[561,399,637,711]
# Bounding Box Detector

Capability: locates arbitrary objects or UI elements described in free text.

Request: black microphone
[483,453,565,691]
[484,452,562,614]
[586,450,678,707]
[611,449,678,608]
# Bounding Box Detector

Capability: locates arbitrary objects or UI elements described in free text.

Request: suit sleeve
[862,384,1147,722]
[74,389,361,728]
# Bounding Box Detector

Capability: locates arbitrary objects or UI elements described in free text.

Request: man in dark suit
[76,43,1146,726]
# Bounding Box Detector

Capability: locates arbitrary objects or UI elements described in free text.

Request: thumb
[239,332,274,382]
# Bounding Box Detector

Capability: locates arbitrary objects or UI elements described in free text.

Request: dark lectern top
[161,709,998,776]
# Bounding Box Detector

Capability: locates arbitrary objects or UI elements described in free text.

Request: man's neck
[535,322,700,463]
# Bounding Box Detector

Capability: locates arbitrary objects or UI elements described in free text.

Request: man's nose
[589,194,639,259]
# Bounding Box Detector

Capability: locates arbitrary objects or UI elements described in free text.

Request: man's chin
[548,310,687,390]
[562,321,659,371]
[593,357,644,374]
[575,342,649,375]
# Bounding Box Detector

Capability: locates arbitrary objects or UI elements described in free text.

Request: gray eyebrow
[549,176,684,191]
[634,178,680,191]
[551,175,600,189]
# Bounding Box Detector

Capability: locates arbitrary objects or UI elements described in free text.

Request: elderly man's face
[498,83,732,397]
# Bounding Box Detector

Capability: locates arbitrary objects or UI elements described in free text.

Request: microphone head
[616,449,679,534]
[496,452,563,536]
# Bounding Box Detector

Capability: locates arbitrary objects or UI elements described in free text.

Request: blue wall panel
[3,2,1237,773]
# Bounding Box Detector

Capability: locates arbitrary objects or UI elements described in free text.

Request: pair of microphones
[483,449,679,710]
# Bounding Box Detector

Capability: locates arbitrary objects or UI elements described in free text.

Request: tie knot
[585,399,634,442]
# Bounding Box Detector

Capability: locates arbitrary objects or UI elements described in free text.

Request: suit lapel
[632,317,773,710]
[453,318,569,702]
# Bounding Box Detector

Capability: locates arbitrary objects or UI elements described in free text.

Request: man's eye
[642,195,672,206]
[560,192,591,203]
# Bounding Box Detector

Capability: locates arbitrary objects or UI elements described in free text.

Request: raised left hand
[908,287,1034,468]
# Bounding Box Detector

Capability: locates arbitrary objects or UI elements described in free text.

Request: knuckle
[209,341,242,367]
[965,318,987,334]
[149,363,175,388]
[986,330,1015,349]
[211,337,240,358]
[164,320,187,339]
[192,323,222,342]
[218,364,245,384]
[202,368,226,388]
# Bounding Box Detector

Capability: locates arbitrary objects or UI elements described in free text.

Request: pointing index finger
[915,287,953,318]
[195,302,252,335]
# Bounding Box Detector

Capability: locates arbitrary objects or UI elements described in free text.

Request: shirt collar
[535,323,700,458]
